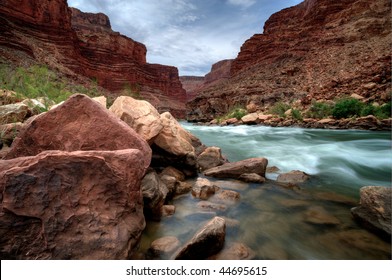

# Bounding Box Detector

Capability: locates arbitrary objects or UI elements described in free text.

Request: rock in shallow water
[204,157,268,179]
[351,186,391,241]
[210,242,255,260]
[173,217,226,260]
[192,178,218,200]
[304,206,340,226]
[277,170,310,184]
[196,146,226,171]
[148,236,181,259]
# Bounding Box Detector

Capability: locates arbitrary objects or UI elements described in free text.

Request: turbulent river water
[137,124,391,260]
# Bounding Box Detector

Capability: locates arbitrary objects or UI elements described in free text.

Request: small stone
[161,205,176,217]
[149,236,181,258]
[192,178,218,200]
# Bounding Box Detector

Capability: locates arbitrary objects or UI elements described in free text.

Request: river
[137,124,391,260]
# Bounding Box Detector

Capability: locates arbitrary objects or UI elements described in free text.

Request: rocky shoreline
[0,93,390,259]
[190,113,392,131]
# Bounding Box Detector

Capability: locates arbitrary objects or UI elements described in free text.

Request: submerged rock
[304,206,340,226]
[148,236,181,259]
[197,201,227,212]
[213,189,241,204]
[277,170,310,184]
[351,186,391,241]
[210,242,255,260]
[173,217,226,260]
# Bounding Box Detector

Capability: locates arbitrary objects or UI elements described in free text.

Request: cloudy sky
[68,0,303,76]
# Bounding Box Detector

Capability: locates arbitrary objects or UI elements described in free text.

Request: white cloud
[68,0,303,76]
[226,0,256,9]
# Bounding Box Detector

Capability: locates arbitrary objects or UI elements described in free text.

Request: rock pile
[1,92,389,260]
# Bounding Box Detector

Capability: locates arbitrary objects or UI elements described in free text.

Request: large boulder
[151,112,201,175]
[109,96,163,143]
[5,94,151,169]
[173,217,226,259]
[141,170,169,220]
[204,158,268,179]
[351,186,391,241]
[196,146,226,171]
[0,149,147,260]
[154,112,196,156]
[241,113,259,124]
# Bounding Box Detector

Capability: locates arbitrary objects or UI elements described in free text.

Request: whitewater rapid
[181,123,392,197]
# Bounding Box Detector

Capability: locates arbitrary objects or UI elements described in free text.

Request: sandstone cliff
[180,59,233,101]
[0,0,186,117]
[187,0,391,122]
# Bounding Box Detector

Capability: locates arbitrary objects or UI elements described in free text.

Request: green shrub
[226,107,247,120]
[216,107,247,122]
[307,101,333,119]
[360,104,376,117]
[291,109,303,121]
[0,63,104,106]
[373,102,391,119]
[269,102,290,117]
[332,98,363,119]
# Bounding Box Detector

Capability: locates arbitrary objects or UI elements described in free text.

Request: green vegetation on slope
[0,63,104,108]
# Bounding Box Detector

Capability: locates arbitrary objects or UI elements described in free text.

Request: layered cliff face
[180,59,233,101]
[187,0,391,122]
[0,0,186,117]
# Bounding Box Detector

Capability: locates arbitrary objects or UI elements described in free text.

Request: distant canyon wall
[187,0,391,122]
[0,0,186,117]
[180,59,233,101]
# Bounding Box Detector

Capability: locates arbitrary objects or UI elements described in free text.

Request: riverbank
[190,114,392,131]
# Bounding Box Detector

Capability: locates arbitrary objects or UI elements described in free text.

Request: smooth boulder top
[5,94,151,170]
